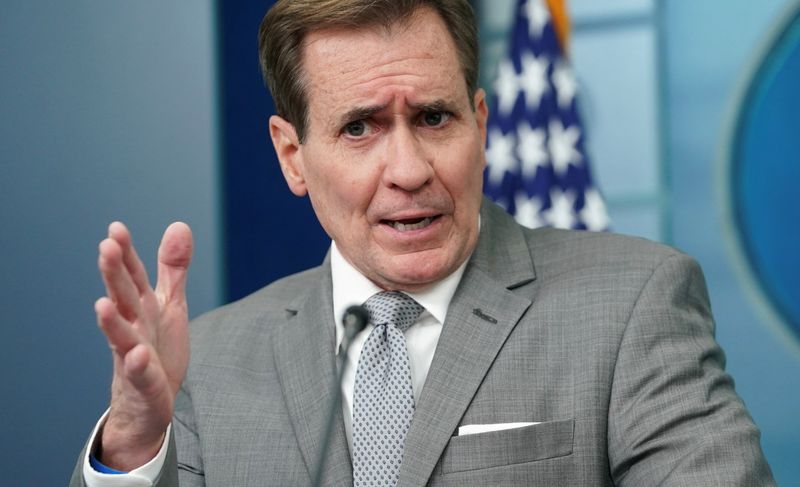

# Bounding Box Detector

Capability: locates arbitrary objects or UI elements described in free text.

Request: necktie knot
[363,291,424,333]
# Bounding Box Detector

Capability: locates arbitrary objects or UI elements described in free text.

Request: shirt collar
[330,240,470,352]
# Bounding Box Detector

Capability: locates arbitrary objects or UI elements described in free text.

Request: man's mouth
[381,215,439,232]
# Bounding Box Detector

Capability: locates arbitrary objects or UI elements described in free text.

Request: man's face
[270,8,488,291]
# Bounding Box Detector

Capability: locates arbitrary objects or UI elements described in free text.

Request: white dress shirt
[331,241,467,452]
[83,242,468,487]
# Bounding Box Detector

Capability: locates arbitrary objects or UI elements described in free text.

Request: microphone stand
[311,305,369,487]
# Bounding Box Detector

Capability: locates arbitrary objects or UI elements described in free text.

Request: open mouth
[381,215,440,232]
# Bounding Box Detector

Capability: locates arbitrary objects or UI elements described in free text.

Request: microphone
[311,305,369,487]
[340,305,369,351]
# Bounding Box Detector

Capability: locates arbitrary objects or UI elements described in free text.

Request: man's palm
[95,222,193,470]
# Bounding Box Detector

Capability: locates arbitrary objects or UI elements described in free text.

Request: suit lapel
[398,200,537,486]
[272,262,353,486]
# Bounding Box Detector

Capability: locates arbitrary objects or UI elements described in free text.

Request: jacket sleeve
[170,384,205,487]
[68,424,180,487]
[607,253,775,486]
[68,386,200,487]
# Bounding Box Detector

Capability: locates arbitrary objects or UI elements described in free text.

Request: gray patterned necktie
[352,291,424,487]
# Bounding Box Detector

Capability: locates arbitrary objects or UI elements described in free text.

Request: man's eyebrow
[335,99,460,127]
[410,99,459,113]
[337,105,387,127]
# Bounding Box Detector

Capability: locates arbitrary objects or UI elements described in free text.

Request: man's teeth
[391,217,433,231]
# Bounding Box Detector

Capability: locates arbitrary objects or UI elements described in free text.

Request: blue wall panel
[218,0,331,303]
[0,1,221,483]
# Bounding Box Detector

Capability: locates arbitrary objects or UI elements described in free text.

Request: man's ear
[474,88,488,140]
[473,88,489,169]
[269,115,307,196]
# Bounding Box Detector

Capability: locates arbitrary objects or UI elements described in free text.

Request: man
[71,0,775,485]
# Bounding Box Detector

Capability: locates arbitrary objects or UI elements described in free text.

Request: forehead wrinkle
[345,55,458,102]
[307,26,444,81]
[340,53,438,92]
[349,73,424,99]
[300,10,460,87]
[306,56,437,112]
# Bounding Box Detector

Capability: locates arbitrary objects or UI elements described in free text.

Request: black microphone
[340,305,369,351]
[311,305,369,487]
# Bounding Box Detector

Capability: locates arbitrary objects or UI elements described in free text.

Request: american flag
[483,0,610,231]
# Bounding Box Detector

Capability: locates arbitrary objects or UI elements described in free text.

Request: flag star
[523,0,550,39]
[552,61,578,109]
[519,51,549,110]
[543,188,577,229]
[514,192,545,228]
[494,59,520,114]
[486,128,517,186]
[516,122,548,179]
[547,119,582,175]
[580,188,611,231]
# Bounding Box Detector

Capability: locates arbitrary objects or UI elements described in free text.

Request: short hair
[258,0,479,143]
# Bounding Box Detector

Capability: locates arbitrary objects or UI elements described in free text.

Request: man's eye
[344,120,367,137]
[422,111,450,127]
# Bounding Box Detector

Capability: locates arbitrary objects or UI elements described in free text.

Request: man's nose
[382,126,434,191]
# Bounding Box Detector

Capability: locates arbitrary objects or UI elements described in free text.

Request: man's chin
[374,251,461,291]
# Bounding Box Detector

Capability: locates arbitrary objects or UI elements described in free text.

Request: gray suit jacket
[72,200,774,486]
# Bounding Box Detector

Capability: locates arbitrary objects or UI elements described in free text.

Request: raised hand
[94,222,193,470]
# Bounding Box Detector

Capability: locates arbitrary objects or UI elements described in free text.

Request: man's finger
[108,222,151,295]
[99,238,142,322]
[123,344,166,397]
[95,297,140,356]
[154,222,193,302]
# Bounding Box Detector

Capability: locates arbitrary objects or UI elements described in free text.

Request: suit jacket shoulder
[187,264,328,365]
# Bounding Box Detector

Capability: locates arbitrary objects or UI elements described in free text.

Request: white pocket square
[457,422,539,436]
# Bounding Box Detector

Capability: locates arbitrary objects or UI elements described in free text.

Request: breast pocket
[441,418,574,474]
